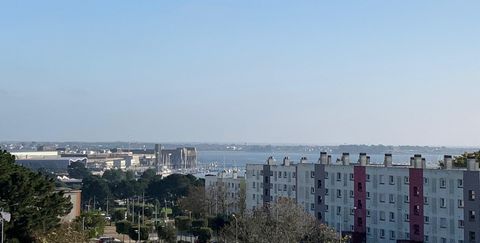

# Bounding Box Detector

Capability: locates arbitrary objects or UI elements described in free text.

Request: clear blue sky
[1,1,479,146]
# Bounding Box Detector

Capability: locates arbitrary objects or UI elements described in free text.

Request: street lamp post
[232,214,238,243]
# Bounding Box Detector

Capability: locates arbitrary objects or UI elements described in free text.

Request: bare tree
[177,186,207,218]
[205,181,234,216]
[222,198,344,243]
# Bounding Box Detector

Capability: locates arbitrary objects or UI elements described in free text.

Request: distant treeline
[3,141,478,155]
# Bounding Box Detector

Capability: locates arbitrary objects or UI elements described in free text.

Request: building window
[310,171,315,178]
[366,174,370,181]
[469,190,475,200]
[424,196,429,205]
[350,209,354,215]
[311,187,315,194]
[459,199,464,208]
[293,172,296,178]
[337,206,341,215]
[425,216,429,224]
[440,178,446,188]
[367,210,370,217]
[414,205,420,215]
[252,182,256,188]
[389,194,395,204]
[337,172,342,181]
[325,205,329,212]
[469,210,476,222]
[357,182,363,192]
[253,194,256,199]
[380,211,386,221]
[404,195,409,203]
[284,184,287,191]
[292,185,296,191]
[405,213,409,222]
[379,175,385,184]
[366,192,370,199]
[325,188,328,195]
[283,171,286,177]
[389,212,395,222]
[404,176,409,184]
[317,180,322,188]
[414,224,420,235]
[458,220,464,228]
[389,175,395,185]
[337,189,342,198]
[324,172,327,179]
[349,173,354,181]
[310,203,315,211]
[440,218,447,228]
[380,229,385,238]
[317,196,323,204]
[350,190,354,198]
[390,230,396,240]
[424,177,428,184]
[379,193,385,203]
[425,235,429,242]
[317,212,322,220]
[440,198,446,208]
[458,179,463,188]
[367,227,371,235]
[414,187,420,196]
[357,200,362,209]
[469,232,476,242]
[358,217,363,227]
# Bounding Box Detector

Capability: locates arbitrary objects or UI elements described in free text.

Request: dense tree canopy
[67,161,91,179]
[0,150,72,242]
[102,169,126,183]
[75,211,106,238]
[147,174,204,202]
[81,175,112,210]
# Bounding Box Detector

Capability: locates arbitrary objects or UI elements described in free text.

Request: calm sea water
[196,151,445,168]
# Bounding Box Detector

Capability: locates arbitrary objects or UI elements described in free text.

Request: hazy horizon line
[2,140,480,149]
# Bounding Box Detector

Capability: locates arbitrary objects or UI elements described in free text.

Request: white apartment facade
[245,153,480,243]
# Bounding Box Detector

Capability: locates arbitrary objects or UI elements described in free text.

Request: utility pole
[137,215,141,243]
[1,209,3,243]
[164,199,167,220]
[142,192,145,226]
[132,198,135,224]
[154,201,158,225]
[1,217,3,243]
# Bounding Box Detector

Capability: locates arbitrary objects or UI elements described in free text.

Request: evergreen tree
[0,150,72,242]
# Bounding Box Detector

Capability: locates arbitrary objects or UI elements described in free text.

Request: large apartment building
[246,153,480,243]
